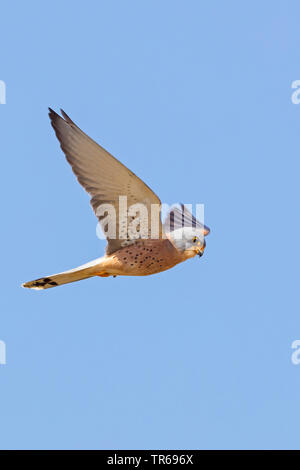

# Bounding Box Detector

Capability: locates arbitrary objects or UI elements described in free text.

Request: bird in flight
[22,109,210,290]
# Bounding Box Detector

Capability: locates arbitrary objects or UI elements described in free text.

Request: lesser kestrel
[22,109,210,290]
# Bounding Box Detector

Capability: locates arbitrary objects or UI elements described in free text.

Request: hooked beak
[197,239,206,257]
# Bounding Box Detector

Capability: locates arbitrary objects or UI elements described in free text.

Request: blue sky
[1,0,300,450]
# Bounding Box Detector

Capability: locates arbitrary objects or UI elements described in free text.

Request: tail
[22,257,105,290]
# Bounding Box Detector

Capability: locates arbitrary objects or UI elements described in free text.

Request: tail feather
[22,257,104,290]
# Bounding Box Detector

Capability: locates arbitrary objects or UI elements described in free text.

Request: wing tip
[204,225,210,236]
[48,107,61,127]
[60,108,74,124]
[48,107,76,128]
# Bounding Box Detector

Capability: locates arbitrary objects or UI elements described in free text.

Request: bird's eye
[193,237,198,243]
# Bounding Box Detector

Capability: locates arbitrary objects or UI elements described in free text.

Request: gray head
[163,204,210,258]
[168,227,207,257]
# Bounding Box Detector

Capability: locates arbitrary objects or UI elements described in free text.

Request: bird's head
[168,226,208,259]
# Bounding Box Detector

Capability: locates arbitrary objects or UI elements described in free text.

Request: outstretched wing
[49,108,162,254]
[163,203,210,235]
